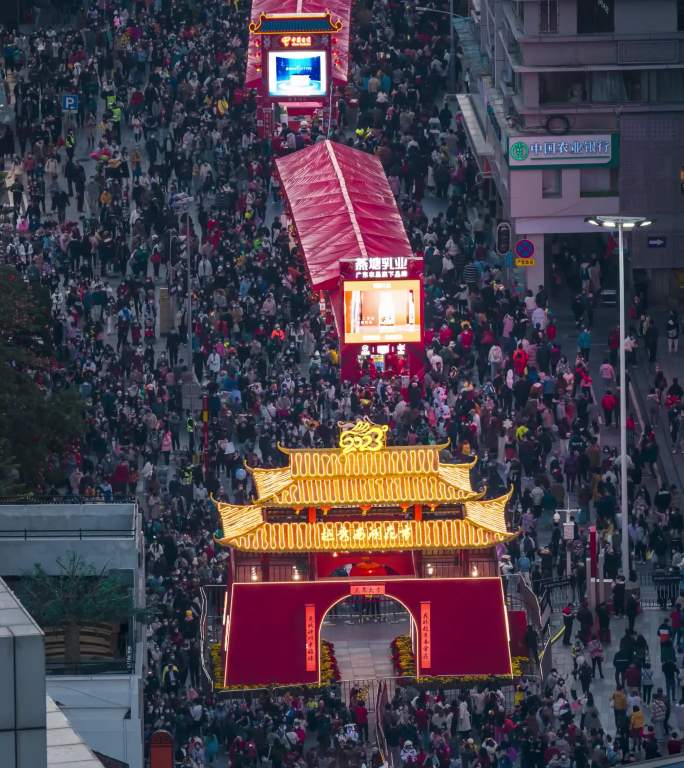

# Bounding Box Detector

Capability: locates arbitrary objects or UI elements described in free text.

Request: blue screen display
[268,51,326,97]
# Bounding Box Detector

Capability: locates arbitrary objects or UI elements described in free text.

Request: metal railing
[0,528,136,539]
[323,596,411,625]
[376,680,391,767]
[46,657,135,675]
[0,495,136,504]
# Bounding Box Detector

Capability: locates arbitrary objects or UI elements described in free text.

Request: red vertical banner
[420,601,431,670]
[305,604,317,672]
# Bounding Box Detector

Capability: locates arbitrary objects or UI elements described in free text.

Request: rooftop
[215,421,515,552]
[47,696,119,768]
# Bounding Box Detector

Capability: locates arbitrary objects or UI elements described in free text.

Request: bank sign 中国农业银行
[507,134,617,169]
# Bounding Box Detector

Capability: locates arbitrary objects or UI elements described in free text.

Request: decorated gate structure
[213,420,524,688]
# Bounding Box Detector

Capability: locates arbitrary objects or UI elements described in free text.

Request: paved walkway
[549,606,684,738]
[323,618,410,682]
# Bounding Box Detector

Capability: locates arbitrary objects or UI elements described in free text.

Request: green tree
[0,267,84,491]
[0,438,22,496]
[15,552,134,664]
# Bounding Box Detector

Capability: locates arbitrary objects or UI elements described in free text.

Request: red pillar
[260,553,270,582]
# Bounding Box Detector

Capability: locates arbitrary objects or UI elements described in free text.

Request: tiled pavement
[323,618,410,682]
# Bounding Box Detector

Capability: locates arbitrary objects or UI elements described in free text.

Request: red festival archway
[223,577,511,687]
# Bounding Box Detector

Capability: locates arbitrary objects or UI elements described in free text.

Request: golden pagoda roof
[249,421,481,508]
[213,420,516,553]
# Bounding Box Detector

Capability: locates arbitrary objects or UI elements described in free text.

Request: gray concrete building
[0,504,144,768]
[459,0,684,302]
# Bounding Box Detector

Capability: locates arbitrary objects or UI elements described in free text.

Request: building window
[589,71,647,102]
[580,167,619,197]
[655,70,684,102]
[540,0,559,33]
[542,168,562,198]
[679,0,684,31]
[540,72,587,104]
[577,0,614,34]
[511,0,525,27]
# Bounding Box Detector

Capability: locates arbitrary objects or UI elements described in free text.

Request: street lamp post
[170,192,194,372]
[585,215,653,579]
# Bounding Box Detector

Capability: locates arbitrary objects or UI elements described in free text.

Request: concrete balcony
[501,1,684,69]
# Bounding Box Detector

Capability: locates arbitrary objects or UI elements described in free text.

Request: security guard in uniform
[186,411,196,455]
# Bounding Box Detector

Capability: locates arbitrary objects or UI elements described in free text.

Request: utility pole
[170,192,195,407]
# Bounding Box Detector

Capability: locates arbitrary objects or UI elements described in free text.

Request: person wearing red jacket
[601,390,617,426]
[512,344,528,377]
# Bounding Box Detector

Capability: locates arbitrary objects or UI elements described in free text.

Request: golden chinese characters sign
[338,420,388,455]
[229,518,513,553]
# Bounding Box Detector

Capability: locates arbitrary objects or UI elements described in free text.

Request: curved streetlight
[584,215,653,580]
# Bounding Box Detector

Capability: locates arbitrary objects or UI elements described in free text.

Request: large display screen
[343,279,422,344]
[268,50,327,97]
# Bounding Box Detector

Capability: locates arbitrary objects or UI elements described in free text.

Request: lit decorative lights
[228,518,515,553]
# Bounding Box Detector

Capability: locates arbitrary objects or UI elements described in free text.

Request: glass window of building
[540,0,559,33]
[580,167,619,197]
[577,0,614,34]
[542,168,562,198]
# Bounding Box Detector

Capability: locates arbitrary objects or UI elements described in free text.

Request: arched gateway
[214,420,517,688]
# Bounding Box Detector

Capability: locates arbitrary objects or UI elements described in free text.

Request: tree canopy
[15,552,133,628]
[0,267,84,493]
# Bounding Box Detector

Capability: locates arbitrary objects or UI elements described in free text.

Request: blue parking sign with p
[62,94,79,111]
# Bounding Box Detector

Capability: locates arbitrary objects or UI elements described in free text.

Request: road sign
[62,94,79,111]
[514,238,535,259]
[515,257,536,267]
[496,221,512,256]
[648,236,667,248]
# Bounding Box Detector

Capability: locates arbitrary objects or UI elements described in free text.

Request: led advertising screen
[268,50,327,97]
[343,279,422,344]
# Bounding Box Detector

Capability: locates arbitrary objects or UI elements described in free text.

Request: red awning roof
[246,0,351,89]
[275,140,413,291]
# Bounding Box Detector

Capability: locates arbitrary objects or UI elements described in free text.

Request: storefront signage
[305,604,317,671]
[350,584,386,595]
[354,256,408,279]
[420,601,431,669]
[508,134,615,169]
[280,35,312,47]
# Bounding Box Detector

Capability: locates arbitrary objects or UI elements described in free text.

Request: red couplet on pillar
[305,604,317,672]
[420,601,431,670]
[589,526,598,578]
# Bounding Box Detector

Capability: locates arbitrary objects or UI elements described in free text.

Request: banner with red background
[224,577,511,686]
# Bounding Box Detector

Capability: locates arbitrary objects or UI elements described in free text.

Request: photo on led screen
[343,279,422,344]
[268,50,327,97]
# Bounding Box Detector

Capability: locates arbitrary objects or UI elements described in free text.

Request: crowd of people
[4,0,684,765]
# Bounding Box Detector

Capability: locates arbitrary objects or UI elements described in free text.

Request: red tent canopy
[275,140,413,291]
[245,0,352,89]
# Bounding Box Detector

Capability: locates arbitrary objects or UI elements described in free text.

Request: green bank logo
[509,141,529,162]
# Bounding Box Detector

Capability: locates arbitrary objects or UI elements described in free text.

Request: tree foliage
[15,552,133,628]
[0,267,84,491]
